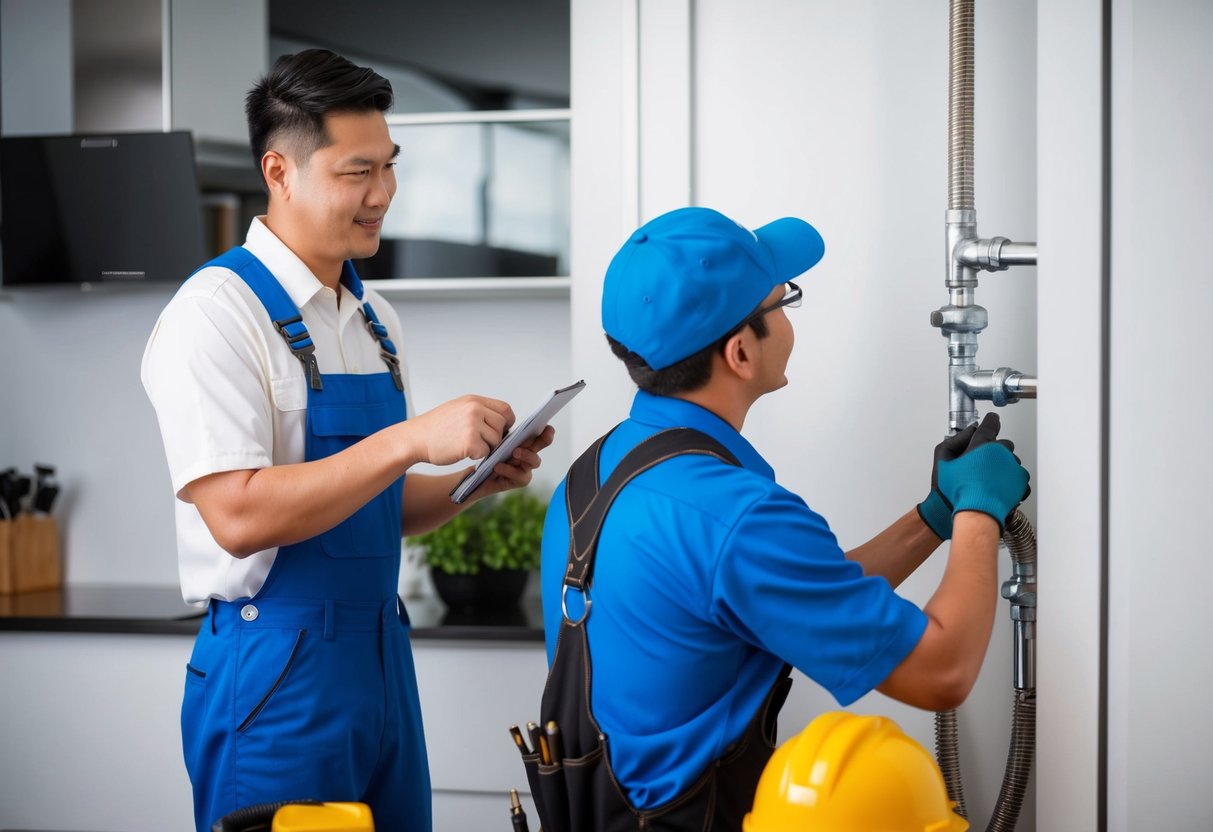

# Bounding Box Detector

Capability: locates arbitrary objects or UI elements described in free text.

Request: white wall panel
[1107,0,1213,828]
[1036,1,1106,828]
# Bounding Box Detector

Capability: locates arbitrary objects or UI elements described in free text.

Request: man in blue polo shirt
[535,206,1030,831]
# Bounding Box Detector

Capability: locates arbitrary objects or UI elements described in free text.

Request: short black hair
[607,316,770,396]
[245,49,394,171]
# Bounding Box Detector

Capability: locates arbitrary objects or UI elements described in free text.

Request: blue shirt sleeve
[709,486,928,706]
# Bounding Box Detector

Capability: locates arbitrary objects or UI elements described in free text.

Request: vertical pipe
[948,0,975,212]
[935,0,976,816]
[944,0,981,433]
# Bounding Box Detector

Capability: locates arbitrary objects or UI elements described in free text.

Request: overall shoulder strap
[358,298,404,392]
[339,258,404,390]
[197,247,322,391]
[563,427,741,592]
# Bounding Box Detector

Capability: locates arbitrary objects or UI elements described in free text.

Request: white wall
[1106,0,1213,829]
[570,0,1037,826]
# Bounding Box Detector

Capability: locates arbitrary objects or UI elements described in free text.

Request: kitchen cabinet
[0,586,547,832]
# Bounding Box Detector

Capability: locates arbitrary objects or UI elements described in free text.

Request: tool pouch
[0,515,62,594]
[522,612,794,832]
[517,428,794,832]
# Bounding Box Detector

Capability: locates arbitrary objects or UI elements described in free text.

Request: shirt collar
[242,217,364,310]
[628,390,775,480]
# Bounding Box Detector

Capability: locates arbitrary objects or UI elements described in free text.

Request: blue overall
[180,248,431,832]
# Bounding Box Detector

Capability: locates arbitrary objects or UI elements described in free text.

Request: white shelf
[363,276,570,300]
[385,109,570,127]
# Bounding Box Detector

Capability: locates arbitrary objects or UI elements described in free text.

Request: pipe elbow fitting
[957,236,1012,271]
[955,367,1036,406]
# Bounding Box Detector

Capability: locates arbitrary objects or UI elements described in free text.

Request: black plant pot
[431,567,530,613]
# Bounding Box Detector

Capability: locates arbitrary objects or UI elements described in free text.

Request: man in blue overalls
[142,50,552,832]
[534,207,1030,830]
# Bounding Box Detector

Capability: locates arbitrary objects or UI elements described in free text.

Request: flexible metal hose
[935,707,969,819]
[948,0,975,211]
[986,690,1037,832]
[1003,508,1036,566]
[985,509,1038,831]
[936,508,1038,830]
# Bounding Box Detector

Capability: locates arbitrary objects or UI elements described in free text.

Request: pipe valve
[930,303,988,334]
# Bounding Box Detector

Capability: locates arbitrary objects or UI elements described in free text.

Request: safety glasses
[717,281,802,349]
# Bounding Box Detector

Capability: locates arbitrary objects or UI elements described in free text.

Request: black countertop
[0,584,544,642]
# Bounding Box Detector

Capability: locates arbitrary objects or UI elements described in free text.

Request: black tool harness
[522,427,793,832]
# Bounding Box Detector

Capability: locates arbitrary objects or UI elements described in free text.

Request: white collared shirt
[141,218,410,605]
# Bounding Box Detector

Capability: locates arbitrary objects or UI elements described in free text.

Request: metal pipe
[1001,510,1038,691]
[955,368,1039,406]
[957,237,1040,271]
[935,7,1037,831]
[1006,373,1037,399]
[1000,241,1037,267]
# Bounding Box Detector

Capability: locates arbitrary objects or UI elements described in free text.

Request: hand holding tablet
[449,380,586,503]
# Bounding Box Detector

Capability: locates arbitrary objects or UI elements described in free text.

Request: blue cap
[602,207,825,370]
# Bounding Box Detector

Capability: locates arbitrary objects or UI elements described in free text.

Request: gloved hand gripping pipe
[931,2,1040,829]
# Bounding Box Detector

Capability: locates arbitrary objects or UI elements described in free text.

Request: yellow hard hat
[272,802,374,831]
[743,711,969,832]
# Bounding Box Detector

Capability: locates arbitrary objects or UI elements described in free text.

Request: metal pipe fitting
[946,209,979,289]
[931,302,989,333]
[947,336,981,432]
[999,241,1037,267]
[1001,510,1037,691]
[956,237,1039,271]
[955,367,1038,406]
[1005,373,1037,399]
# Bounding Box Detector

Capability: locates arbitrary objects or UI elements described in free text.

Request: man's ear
[720,332,757,381]
[261,151,290,201]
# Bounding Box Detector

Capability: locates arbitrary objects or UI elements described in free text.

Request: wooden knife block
[0,516,62,594]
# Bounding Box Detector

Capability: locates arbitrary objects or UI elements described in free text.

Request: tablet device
[449,380,586,503]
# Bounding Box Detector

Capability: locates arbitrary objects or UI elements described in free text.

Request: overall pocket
[236,629,307,733]
[308,402,403,559]
[180,663,209,779]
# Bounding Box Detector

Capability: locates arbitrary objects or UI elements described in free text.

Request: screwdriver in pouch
[545,721,563,766]
[509,724,530,757]
[508,788,530,832]
[528,721,552,765]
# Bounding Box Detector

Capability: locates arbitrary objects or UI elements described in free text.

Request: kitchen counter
[0,584,544,641]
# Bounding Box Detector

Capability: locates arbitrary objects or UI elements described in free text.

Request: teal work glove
[936,435,1031,532]
[917,421,982,540]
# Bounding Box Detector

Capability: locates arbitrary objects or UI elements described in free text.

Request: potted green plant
[415,489,547,612]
